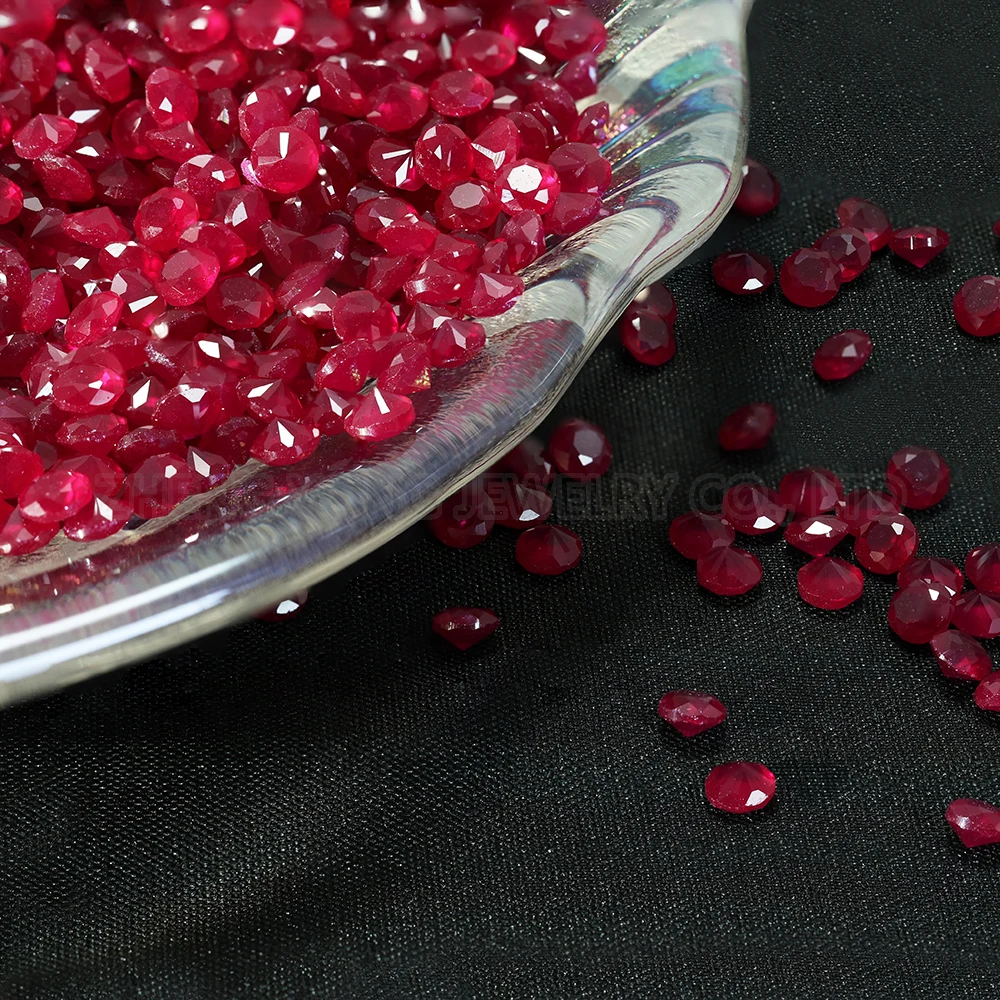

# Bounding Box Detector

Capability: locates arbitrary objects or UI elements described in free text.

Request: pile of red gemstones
[0,0,614,555]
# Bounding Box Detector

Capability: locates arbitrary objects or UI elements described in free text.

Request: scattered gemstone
[945,799,1000,849]
[836,197,891,251]
[721,484,788,535]
[778,468,844,515]
[812,329,873,381]
[951,590,1000,639]
[974,673,1000,711]
[889,226,950,268]
[966,544,1000,596]
[930,630,992,681]
[657,691,727,737]
[898,557,964,597]
[733,159,780,216]
[718,402,776,451]
[779,248,842,307]
[696,546,763,596]
[886,446,950,510]
[515,523,583,575]
[428,483,496,549]
[797,557,864,610]
[704,761,775,814]
[835,488,900,536]
[953,275,1000,337]
[547,418,612,481]
[712,251,775,294]
[888,582,954,644]
[669,511,735,560]
[783,514,849,557]
[854,513,918,574]
[620,308,676,366]
[432,607,500,650]
[813,228,871,281]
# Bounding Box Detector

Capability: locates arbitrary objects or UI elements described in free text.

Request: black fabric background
[3,1,1000,996]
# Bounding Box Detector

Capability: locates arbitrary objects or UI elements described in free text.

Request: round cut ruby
[430,69,493,117]
[813,227,871,281]
[945,799,1000,849]
[19,469,93,523]
[206,274,275,329]
[436,179,502,231]
[414,123,474,190]
[889,226,949,268]
[931,630,993,681]
[486,478,552,530]
[0,507,57,555]
[951,591,1000,639]
[0,177,23,225]
[154,384,221,439]
[316,342,376,394]
[779,248,842,307]
[836,197,891,251]
[620,308,676,366]
[83,39,131,103]
[784,514,849,556]
[13,114,76,159]
[453,30,517,77]
[429,319,486,368]
[888,581,954,644]
[236,0,303,50]
[697,546,762,596]
[718,402,776,451]
[161,6,230,53]
[733,159,780,216]
[886,446,950,509]
[704,761,775,814]
[516,523,582,575]
[52,363,126,414]
[463,272,523,316]
[432,607,500,650]
[898,557,964,597]
[56,414,128,456]
[64,292,124,349]
[813,328,873,381]
[712,251,775,294]
[657,691,727,738]
[496,158,561,215]
[0,446,43,499]
[428,483,496,549]
[975,673,1000,711]
[158,248,220,307]
[145,68,198,127]
[721,483,788,535]
[798,556,864,609]
[135,187,199,252]
[669,511,734,560]
[497,435,554,486]
[63,494,133,542]
[835,488,899,536]
[548,142,611,195]
[778,468,843,515]
[855,513,918,574]
[966,544,1000,596]
[953,275,1000,337]
[631,285,678,326]
[251,126,319,195]
[344,387,415,442]
[473,117,521,182]
[366,81,429,132]
[249,418,320,466]
[547,418,612,482]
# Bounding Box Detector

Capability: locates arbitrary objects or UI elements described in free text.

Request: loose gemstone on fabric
[966,544,1000,596]
[733,159,780,216]
[620,308,676,366]
[951,591,1000,639]
[886,446,950,510]
[835,488,900,536]
[784,514,849,557]
[779,248,842,307]
[797,556,864,610]
[432,607,500,650]
[657,691,727,738]
[696,546,763,596]
[515,523,583,575]
[669,511,735,560]
[974,673,1000,711]
[486,477,553,530]
[813,227,871,281]
[854,513,918,574]
[887,582,954,644]
[778,468,844,515]
[704,761,775,814]
[428,482,496,549]
[930,630,993,682]
[813,329,873,381]
[945,799,1000,849]
[712,251,775,294]
[721,484,788,535]
[953,276,1000,337]
[547,418,612,482]
[718,402,776,451]
[836,197,892,251]
[898,557,964,597]
[889,226,950,268]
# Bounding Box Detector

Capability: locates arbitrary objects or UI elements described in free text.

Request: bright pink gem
[898,557,964,597]
[153,384,221,439]
[721,483,788,535]
[187,446,233,489]
[784,514,849,556]
[813,227,871,281]
[0,177,23,225]
[547,418,612,481]
[548,142,611,195]
[206,274,275,329]
[13,114,76,159]
[501,210,544,269]
[813,329,873,381]
[931,630,993,681]
[135,187,199,252]
[35,152,95,202]
[415,123,474,190]
[516,523,583,575]
[798,556,864,609]
[546,192,603,235]
[953,276,1000,337]
[734,159,780,216]
[854,513,918,574]
[316,341,376,394]
[718,402,776,451]
[161,6,230,53]
[779,248,842,307]
[366,81,429,132]
[334,289,398,342]
[19,469,93,523]
[236,0,303,50]
[712,251,775,294]
[21,273,68,334]
[541,7,607,59]
[62,494,133,542]
[52,362,126,414]
[657,691,727,738]
[452,29,516,76]
[428,483,496,549]
[367,138,421,191]
[620,308,676,366]
[945,799,1000,849]
[472,117,521,182]
[835,488,899,536]
[157,248,220,307]
[83,39,131,103]
[836,197,891,250]
[432,607,500,650]
[889,226,949,268]
[463,271,523,317]
[56,414,128,456]
[704,761,775,813]
[430,69,493,117]
[0,507,57,555]
[125,452,202,518]
[486,477,552,530]
[496,158,561,215]
[778,467,843,515]
[436,179,502,231]
[251,126,319,195]
[697,546,763,595]
[669,511,734,559]
[951,591,1000,639]
[557,52,600,99]
[0,446,43,499]
[344,387,415,442]
[0,0,55,47]
[428,319,486,368]
[250,418,320,467]
[888,582,954,644]
[975,673,1000,711]
[966,544,1000,596]
[377,342,431,394]
[173,154,240,216]
[886,446,950,509]
[145,68,198,127]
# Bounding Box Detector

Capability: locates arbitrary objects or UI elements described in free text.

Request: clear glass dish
[0,0,751,703]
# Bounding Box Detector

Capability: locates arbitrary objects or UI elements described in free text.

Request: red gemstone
[542,6,606,59]
[249,418,320,466]
[836,197,891,251]
[712,251,775,294]
[366,81,429,132]
[316,341,376,394]
[463,271,523,317]
[931,630,993,681]
[496,158,561,215]
[835,488,900,536]
[428,319,486,368]
[414,123,474,190]
[429,69,493,117]
[854,513,918,574]
[153,384,221,439]
[886,446,950,509]
[145,68,198,127]
[953,275,1000,337]
[951,591,1000,639]
[161,6,230,53]
[669,511,735,560]
[13,114,76,159]
[945,799,1000,849]
[813,328,873,381]
[496,435,554,486]
[343,387,415,442]
[452,30,517,77]
[779,248,842,307]
[888,582,954,644]
[784,514,849,556]
[83,39,131,103]
[889,226,949,268]
[630,285,677,326]
[0,507,58,555]
[56,413,128,456]
[516,523,582,575]
[657,691,727,738]
[966,544,1000,596]
[135,187,199,252]
[974,673,1000,711]
[62,494,133,542]
[206,274,275,329]
[334,289,397,342]
[548,142,611,195]
[620,308,676,366]
[547,418,612,482]
[778,468,843,515]
[721,484,788,535]
[898,557,964,597]
[52,362,126,414]
[697,546,763,596]
[798,556,864,610]
[251,126,319,195]
[367,138,421,192]
[254,591,309,622]
[436,179,501,231]
[545,192,603,235]
[19,469,93,523]
[432,607,500,650]
[813,227,871,281]
[158,248,220,307]
[0,446,43,500]
[718,402,776,451]
[236,0,303,50]
[487,477,552,530]
[428,483,496,549]
[733,159,780,216]
[0,176,23,225]
[704,761,775,814]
